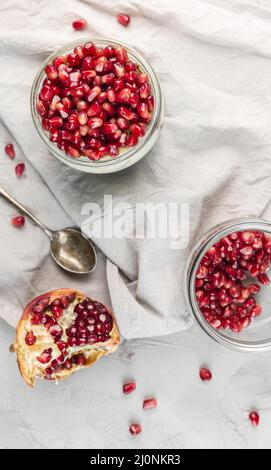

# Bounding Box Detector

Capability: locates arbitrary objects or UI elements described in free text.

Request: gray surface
[1,317,271,449]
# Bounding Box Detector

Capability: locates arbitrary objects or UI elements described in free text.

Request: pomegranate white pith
[12,289,120,387]
[195,230,271,333]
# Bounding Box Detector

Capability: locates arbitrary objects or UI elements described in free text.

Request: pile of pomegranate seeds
[195,230,271,332]
[199,367,212,381]
[249,411,260,427]
[25,294,113,379]
[117,14,131,27]
[36,41,153,161]
[5,143,15,159]
[72,19,87,31]
[129,423,142,436]
[11,215,25,228]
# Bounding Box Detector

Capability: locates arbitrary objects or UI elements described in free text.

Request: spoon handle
[0,186,53,240]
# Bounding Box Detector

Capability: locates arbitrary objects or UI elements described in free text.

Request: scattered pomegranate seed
[36,41,154,161]
[199,367,212,381]
[123,382,136,394]
[117,14,131,27]
[72,19,87,31]
[11,216,25,228]
[249,411,260,427]
[143,398,157,410]
[15,162,25,177]
[129,423,142,436]
[25,331,36,346]
[5,143,15,159]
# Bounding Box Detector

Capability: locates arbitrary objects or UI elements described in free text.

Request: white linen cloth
[1,0,271,338]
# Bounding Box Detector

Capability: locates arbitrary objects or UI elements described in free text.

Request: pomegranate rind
[12,288,120,387]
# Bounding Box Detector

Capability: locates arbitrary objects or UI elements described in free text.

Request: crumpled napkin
[1,0,271,338]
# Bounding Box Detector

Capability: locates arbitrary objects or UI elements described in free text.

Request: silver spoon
[0,186,97,274]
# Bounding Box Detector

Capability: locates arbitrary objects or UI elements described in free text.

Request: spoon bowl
[51,228,97,274]
[0,186,97,275]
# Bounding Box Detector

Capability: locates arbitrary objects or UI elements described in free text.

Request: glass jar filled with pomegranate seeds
[184,218,271,351]
[31,38,163,174]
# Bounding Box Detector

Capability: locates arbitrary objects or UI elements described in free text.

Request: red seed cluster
[25,294,113,379]
[36,41,154,161]
[195,230,271,332]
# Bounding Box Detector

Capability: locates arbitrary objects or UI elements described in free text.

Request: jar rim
[184,217,271,352]
[30,37,164,171]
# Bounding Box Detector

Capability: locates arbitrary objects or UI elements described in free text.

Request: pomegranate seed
[137,102,150,120]
[117,117,129,131]
[251,305,262,317]
[73,354,86,366]
[11,216,25,228]
[88,117,103,129]
[78,111,88,125]
[67,146,80,158]
[123,382,136,394]
[101,73,115,85]
[257,273,270,285]
[74,46,85,59]
[64,359,73,370]
[67,53,81,67]
[126,134,139,147]
[118,105,134,120]
[40,85,54,101]
[113,62,125,78]
[36,100,48,117]
[15,162,25,177]
[66,113,80,130]
[72,18,87,30]
[25,331,36,346]
[51,305,63,319]
[249,411,260,426]
[45,65,58,80]
[85,84,100,101]
[137,73,149,86]
[129,424,142,436]
[56,341,68,352]
[53,56,66,69]
[48,116,63,129]
[199,367,212,381]
[117,14,131,27]
[116,46,128,64]
[37,348,52,364]
[5,143,15,159]
[48,324,62,338]
[143,398,157,410]
[116,88,131,104]
[146,95,154,112]
[67,293,76,303]
[87,102,101,117]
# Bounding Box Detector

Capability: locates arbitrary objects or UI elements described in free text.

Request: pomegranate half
[12,289,120,386]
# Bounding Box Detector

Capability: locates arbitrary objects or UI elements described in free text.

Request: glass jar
[30,38,164,174]
[184,218,271,352]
